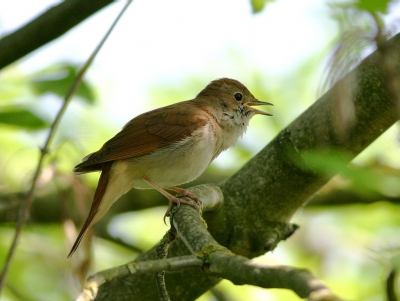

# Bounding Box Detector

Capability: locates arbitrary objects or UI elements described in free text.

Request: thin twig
[386,268,397,301]
[0,0,132,294]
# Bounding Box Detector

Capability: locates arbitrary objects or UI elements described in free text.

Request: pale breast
[113,122,218,189]
[218,118,249,152]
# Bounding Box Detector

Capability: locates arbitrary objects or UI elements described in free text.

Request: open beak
[245,100,274,116]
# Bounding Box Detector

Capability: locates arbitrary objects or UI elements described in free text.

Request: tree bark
[93,34,400,300]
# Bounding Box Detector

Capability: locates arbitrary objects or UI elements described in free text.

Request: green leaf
[30,63,95,104]
[355,0,390,13]
[300,150,400,197]
[300,149,352,177]
[0,109,49,129]
[250,0,275,14]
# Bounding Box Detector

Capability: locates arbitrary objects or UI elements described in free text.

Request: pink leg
[143,178,200,222]
[166,186,201,205]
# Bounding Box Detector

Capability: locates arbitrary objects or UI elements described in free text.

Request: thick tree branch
[0,0,115,70]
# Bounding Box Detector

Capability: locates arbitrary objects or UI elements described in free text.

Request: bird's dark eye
[234,92,243,101]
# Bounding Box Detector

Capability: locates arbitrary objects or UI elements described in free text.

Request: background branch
[0,0,115,70]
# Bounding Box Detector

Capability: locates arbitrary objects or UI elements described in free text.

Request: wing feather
[73,101,210,173]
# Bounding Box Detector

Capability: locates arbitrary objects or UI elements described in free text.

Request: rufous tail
[67,162,113,258]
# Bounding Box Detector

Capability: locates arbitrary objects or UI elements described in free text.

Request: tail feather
[68,162,113,258]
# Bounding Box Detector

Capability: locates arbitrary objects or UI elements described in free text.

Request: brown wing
[73,101,209,173]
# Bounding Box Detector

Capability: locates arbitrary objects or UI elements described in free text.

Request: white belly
[111,123,217,189]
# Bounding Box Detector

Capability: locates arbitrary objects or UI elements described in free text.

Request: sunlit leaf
[301,150,400,197]
[0,109,49,129]
[30,63,95,104]
[300,149,351,177]
[355,0,390,13]
[250,0,275,13]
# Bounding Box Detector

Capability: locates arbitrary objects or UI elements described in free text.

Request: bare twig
[386,268,397,301]
[0,0,132,294]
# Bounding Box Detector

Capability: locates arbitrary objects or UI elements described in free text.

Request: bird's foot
[163,187,202,223]
[142,178,202,224]
[167,186,202,206]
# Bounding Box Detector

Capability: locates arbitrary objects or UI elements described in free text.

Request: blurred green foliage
[1,0,400,301]
[301,150,400,198]
[0,109,49,129]
[0,63,96,192]
[355,0,391,13]
[250,0,275,13]
[30,63,95,104]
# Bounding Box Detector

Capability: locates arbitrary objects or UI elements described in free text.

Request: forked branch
[77,196,340,301]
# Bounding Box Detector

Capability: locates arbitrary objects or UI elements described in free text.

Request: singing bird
[68,78,273,257]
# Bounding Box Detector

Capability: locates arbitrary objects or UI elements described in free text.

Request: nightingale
[68,78,273,257]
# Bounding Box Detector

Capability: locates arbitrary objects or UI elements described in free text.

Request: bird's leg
[166,186,201,206]
[143,178,200,222]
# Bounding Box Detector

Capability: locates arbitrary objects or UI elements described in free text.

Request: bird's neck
[193,98,251,149]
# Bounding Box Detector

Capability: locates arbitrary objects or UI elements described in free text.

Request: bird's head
[197,78,273,127]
